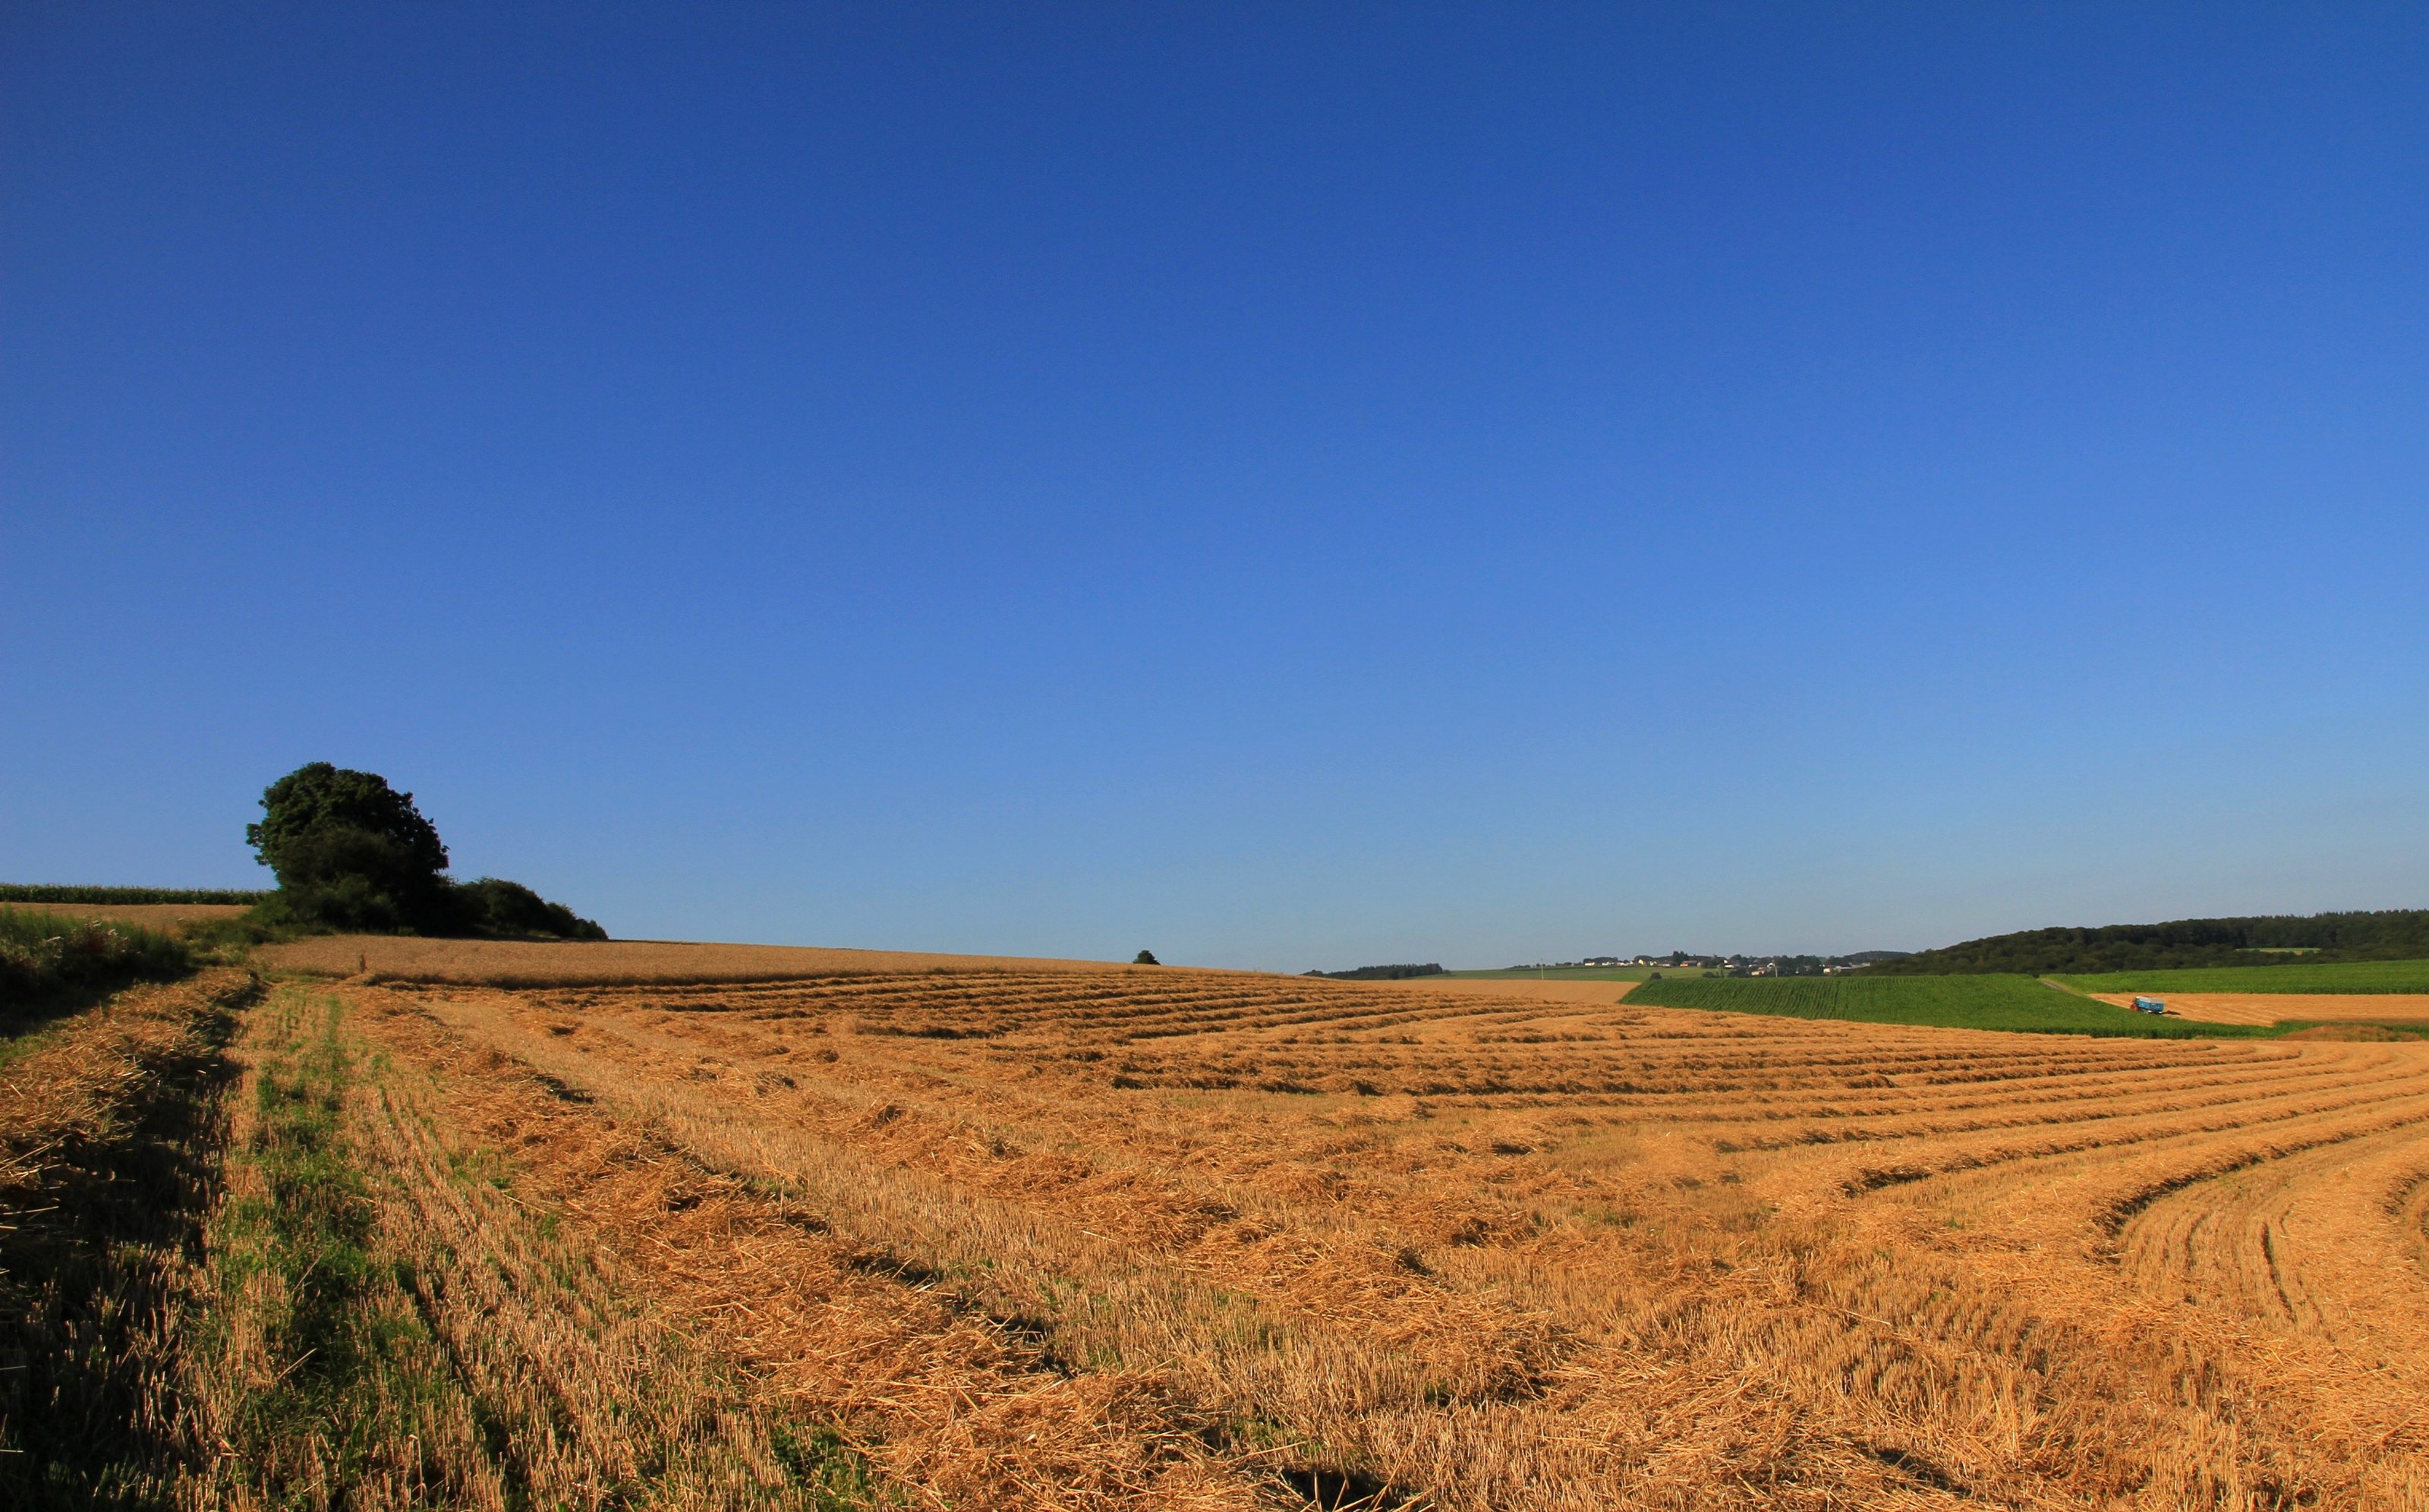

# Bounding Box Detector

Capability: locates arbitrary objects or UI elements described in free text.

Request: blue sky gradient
[6,5,2425,968]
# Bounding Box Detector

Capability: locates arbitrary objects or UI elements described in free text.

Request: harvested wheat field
[14,956,2429,1509]
[2092,991,2429,1028]
[300,962,2429,1507]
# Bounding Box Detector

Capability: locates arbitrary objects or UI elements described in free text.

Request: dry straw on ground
[0,970,253,1498]
[17,955,2429,1507]
[314,964,2429,1508]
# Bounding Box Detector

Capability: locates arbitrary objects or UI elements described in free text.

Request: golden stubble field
[275,949,2429,1510]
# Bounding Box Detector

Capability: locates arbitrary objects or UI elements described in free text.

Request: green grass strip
[189,996,452,1499]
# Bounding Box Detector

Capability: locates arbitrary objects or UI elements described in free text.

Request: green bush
[0,907,190,1013]
[447,878,608,941]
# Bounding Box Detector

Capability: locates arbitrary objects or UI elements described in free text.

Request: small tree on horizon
[1133,950,1160,965]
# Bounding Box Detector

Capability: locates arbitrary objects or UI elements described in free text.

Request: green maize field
[1627,972,2282,1038]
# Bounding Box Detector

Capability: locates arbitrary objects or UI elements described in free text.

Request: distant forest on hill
[1872,909,2429,975]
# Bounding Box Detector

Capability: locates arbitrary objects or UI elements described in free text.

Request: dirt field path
[2092,990,2429,1025]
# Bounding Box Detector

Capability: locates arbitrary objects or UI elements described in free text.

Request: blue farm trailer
[2131,996,2167,1015]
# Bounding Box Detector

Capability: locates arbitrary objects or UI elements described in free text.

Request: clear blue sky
[6,5,2424,969]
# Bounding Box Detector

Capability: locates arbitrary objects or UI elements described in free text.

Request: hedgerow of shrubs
[0,907,190,1011]
[247,763,606,940]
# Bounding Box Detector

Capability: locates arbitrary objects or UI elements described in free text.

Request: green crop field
[1441,965,1719,982]
[2055,959,2429,995]
[0,884,273,906]
[1627,973,2282,1038]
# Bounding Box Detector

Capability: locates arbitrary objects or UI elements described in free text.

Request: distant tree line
[1305,962,1444,980]
[247,763,606,940]
[1870,910,2429,975]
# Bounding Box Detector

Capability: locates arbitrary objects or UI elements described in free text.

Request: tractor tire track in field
[2119,1118,2429,1352]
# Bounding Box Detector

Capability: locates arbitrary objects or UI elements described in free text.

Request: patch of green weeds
[767,1422,890,1509]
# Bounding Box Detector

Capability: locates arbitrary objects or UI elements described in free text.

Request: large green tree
[246,762,453,931]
